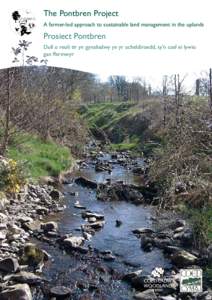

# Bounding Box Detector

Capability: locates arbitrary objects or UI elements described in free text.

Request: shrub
[149,101,212,208]
[0,158,27,194]
[190,208,212,249]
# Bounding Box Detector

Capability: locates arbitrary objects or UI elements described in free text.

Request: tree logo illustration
[10,10,47,66]
[11,10,36,36]
[151,267,165,278]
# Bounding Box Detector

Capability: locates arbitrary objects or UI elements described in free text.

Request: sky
[0,0,211,92]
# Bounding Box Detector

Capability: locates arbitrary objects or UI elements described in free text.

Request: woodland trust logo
[151,267,164,278]
[11,10,36,36]
[143,267,173,289]
[180,269,202,293]
[144,267,203,293]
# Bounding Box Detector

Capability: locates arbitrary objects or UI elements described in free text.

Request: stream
[34,150,172,299]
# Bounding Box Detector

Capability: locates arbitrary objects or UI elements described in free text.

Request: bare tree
[174,74,185,127]
[195,79,200,96]
[0,69,11,155]
[209,68,212,111]
[162,75,168,127]
[109,76,129,101]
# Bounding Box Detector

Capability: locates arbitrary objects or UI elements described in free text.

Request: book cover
[0,1,211,299]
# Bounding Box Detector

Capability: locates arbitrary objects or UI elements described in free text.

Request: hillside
[80,100,162,153]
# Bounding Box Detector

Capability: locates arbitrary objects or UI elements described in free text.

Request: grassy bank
[80,101,161,153]
[7,134,72,179]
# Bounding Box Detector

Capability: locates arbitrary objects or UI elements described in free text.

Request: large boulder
[123,269,143,282]
[22,220,41,232]
[63,236,85,249]
[41,221,58,233]
[0,284,32,300]
[125,274,147,289]
[81,220,105,233]
[171,250,198,266]
[50,286,72,298]
[153,237,174,249]
[0,231,7,240]
[97,182,144,204]
[36,206,49,215]
[140,236,154,252]
[75,177,97,189]
[7,224,24,235]
[7,271,43,285]
[0,257,19,273]
[39,176,57,186]
[132,228,154,235]
[84,221,105,230]
[18,216,34,224]
[81,211,105,221]
[74,201,86,209]
[49,189,61,200]
[134,289,157,299]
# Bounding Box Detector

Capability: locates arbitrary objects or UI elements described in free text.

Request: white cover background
[0,0,211,88]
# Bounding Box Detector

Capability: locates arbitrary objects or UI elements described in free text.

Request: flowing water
[35,152,171,299]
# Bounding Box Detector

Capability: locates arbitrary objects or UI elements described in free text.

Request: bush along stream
[0,142,211,300]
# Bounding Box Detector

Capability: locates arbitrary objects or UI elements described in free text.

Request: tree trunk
[174,74,180,126]
[0,68,11,156]
[163,76,168,127]
[209,68,212,111]
[195,79,200,96]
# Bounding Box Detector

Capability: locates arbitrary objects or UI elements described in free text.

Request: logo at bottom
[180,269,202,293]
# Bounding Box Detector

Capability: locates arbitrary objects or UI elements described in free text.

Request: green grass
[80,102,149,152]
[80,101,162,154]
[111,142,139,151]
[7,134,72,179]
[81,102,135,130]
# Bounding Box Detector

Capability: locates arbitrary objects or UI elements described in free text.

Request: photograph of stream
[0,65,211,299]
